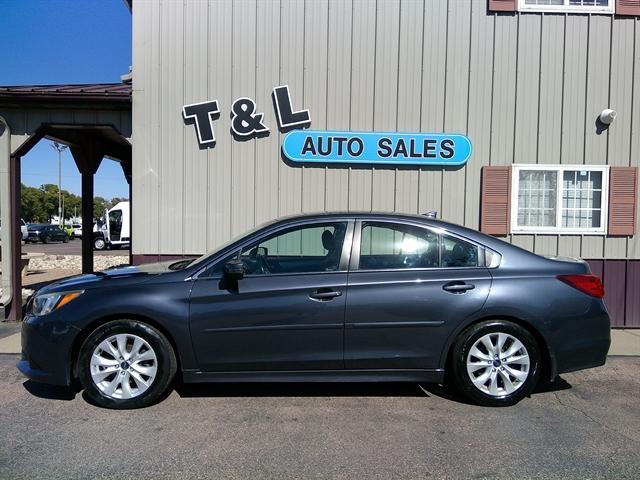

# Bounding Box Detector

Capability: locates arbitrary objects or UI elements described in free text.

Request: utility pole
[51,142,68,225]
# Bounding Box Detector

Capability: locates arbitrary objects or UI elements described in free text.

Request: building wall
[132,0,640,261]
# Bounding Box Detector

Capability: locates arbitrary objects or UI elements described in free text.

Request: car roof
[269,211,465,233]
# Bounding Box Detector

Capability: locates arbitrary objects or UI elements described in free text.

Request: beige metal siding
[132,1,640,260]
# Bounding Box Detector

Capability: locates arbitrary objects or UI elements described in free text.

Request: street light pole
[51,142,68,225]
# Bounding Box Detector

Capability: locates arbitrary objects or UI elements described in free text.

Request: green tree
[93,196,108,219]
[21,185,126,224]
[21,184,47,222]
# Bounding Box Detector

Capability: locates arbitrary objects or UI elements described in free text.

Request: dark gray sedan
[18,213,610,408]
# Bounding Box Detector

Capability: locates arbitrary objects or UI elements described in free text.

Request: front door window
[205,221,348,277]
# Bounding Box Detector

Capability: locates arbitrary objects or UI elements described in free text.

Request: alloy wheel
[90,334,158,400]
[466,332,530,397]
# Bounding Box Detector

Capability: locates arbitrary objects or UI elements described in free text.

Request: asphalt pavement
[0,355,638,479]
[22,240,128,256]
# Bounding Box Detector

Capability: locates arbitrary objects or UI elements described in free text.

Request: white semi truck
[93,201,130,250]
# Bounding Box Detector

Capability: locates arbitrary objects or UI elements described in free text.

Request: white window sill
[511,229,607,235]
[518,1,614,14]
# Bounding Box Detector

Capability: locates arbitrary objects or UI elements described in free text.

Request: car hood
[36,260,184,293]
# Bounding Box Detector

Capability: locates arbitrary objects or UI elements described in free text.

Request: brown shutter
[608,167,638,236]
[481,166,512,235]
[488,0,517,12]
[616,0,640,15]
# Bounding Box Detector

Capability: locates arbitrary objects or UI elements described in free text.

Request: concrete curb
[609,329,640,356]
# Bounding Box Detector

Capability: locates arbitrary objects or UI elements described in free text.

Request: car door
[189,219,354,372]
[344,220,492,370]
[46,226,57,241]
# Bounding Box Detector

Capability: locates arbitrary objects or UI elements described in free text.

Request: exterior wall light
[599,109,617,125]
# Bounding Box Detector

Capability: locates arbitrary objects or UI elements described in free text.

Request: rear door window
[358,222,439,270]
[441,234,479,268]
[356,222,481,270]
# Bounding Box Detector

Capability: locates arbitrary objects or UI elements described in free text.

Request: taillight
[556,274,605,298]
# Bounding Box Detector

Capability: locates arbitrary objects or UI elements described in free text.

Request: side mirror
[223,259,245,280]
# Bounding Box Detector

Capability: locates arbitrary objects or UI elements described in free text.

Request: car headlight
[31,291,84,316]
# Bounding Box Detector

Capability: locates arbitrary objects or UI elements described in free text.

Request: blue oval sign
[282,130,471,166]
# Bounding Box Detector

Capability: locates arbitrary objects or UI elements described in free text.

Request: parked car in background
[18,212,610,409]
[72,224,83,238]
[25,224,70,244]
[62,224,75,239]
[0,219,28,241]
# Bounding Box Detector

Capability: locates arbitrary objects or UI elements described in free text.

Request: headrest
[452,243,467,260]
[322,230,335,251]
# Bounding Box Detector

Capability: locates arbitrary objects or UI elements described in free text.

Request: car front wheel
[451,320,540,407]
[77,320,177,409]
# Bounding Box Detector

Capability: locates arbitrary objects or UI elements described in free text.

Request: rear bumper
[547,302,611,378]
[17,315,79,386]
[553,335,610,376]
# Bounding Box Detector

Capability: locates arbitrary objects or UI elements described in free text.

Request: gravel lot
[0,355,638,479]
[25,254,128,273]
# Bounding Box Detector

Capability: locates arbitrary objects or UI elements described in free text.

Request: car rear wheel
[77,320,177,409]
[451,320,540,407]
[63,235,69,243]
[42,235,50,244]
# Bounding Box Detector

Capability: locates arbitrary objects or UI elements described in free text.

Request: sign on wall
[182,85,471,166]
[282,130,471,166]
[182,85,310,147]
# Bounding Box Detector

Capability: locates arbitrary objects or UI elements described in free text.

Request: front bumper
[17,315,80,386]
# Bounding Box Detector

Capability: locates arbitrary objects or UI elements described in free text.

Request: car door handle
[442,282,475,293]
[309,289,343,301]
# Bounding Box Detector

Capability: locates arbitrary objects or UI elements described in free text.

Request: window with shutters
[511,165,609,234]
[518,0,614,13]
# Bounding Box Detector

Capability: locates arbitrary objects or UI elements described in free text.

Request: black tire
[63,235,69,243]
[77,320,177,409]
[451,320,541,407]
[42,235,50,244]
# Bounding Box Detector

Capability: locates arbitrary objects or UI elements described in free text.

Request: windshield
[172,218,280,270]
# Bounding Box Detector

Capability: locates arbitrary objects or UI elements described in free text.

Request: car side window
[441,234,478,268]
[202,222,349,277]
[358,222,439,270]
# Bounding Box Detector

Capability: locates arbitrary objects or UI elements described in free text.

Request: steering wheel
[402,255,416,267]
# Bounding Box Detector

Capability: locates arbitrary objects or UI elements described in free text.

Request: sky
[0,0,132,199]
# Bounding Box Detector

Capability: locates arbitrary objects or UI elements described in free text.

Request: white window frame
[510,164,610,235]
[518,0,614,14]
